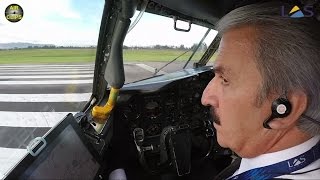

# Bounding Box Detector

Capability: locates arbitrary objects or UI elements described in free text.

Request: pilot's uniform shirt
[233,135,320,179]
[215,135,320,179]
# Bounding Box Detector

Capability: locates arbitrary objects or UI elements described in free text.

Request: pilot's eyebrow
[212,65,230,75]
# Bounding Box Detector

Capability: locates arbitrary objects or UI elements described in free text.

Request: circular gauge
[122,104,141,120]
[145,124,161,136]
[145,101,159,110]
[145,101,160,118]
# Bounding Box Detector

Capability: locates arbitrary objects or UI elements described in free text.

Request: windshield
[123,11,217,84]
[0,0,103,178]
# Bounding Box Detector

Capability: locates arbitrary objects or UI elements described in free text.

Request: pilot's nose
[201,78,219,108]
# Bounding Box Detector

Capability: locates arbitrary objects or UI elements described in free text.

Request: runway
[0,62,175,179]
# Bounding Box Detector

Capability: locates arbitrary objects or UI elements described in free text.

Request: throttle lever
[159,126,174,165]
[133,128,144,147]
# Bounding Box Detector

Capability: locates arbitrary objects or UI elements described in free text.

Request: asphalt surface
[0,61,195,178]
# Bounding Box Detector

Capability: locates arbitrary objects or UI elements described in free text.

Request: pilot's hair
[216,2,320,135]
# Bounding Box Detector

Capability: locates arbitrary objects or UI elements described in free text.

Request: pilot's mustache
[210,107,221,125]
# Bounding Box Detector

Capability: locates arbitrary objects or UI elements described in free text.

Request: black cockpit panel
[118,67,214,138]
[108,67,232,178]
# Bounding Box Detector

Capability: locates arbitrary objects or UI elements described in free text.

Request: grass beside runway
[0,48,216,64]
[123,49,204,61]
[0,49,96,64]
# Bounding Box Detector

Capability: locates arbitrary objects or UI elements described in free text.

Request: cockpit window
[0,0,103,178]
[123,12,218,84]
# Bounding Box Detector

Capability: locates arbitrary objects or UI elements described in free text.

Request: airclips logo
[5,4,24,22]
[281,5,315,18]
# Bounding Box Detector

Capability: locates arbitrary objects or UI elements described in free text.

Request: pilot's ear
[268,91,307,130]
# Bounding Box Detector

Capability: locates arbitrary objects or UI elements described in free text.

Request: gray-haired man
[201,1,320,179]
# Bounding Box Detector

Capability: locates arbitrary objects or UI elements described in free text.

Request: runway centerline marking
[0,71,93,75]
[0,75,93,79]
[0,93,91,102]
[0,111,77,127]
[0,147,27,179]
[0,80,93,85]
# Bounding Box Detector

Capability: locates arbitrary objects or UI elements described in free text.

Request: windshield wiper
[153,49,192,75]
[183,28,211,69]
[154,28,211,75]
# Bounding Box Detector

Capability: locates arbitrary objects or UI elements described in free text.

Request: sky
[0,0,217,47]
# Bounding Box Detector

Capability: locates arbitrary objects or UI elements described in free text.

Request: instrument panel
[117,68,214,138]
[108,67,232,175]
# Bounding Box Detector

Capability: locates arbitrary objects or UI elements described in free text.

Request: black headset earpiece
[271,97,292,118]
[263,97,292,129]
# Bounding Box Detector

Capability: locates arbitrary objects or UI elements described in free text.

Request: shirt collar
[237,135,320,175]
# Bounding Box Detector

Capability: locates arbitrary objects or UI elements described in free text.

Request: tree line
[124,43,207,50]
[25,45,96,49]
[5,43,207,51]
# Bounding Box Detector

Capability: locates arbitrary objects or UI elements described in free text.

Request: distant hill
[0,42,56,49]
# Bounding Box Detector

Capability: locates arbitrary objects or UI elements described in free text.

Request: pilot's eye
[219,75,229,85]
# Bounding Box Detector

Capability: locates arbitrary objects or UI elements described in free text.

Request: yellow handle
[92,87,119,124]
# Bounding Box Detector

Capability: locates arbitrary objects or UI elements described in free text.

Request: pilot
[201,1,320,179]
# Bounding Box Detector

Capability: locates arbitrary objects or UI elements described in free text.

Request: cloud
[0,0,217,46]
[0,0,97,45]
[21,0,81,20]
[124,13,217,47]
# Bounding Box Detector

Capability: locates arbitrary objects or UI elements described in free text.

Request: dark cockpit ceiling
[140,0,312,28]
[140,0,264,28]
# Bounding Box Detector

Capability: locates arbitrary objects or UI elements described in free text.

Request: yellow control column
[91,87,119,133]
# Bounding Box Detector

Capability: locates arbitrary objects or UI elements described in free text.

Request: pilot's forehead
[218,26,257,51]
